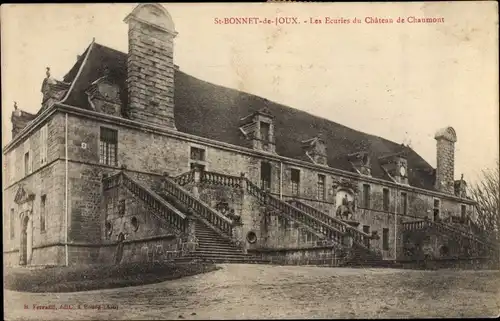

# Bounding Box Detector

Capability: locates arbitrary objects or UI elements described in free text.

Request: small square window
[190,147,206,162]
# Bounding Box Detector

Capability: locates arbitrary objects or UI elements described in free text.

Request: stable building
[3,4,495,267]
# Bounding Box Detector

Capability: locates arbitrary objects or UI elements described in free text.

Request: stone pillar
[232,220,247,254]
[184,211,198,253]
[342,232,354,248]
[240,172,247,191]
[192,167,201,198]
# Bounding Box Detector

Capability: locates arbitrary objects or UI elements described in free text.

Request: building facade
[3,4,494,267]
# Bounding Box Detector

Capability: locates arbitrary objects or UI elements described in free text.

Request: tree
[469,160,500,244]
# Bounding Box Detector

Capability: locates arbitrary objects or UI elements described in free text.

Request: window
[363,184,371,208]
[382,228,389,250]
[190,163,206,171]
[190,147,206,171]
[400,192,408,215]
[40,195,46,233]
[383,188,390,211]
[461,205,467,220]
[24,152,31,176]
[291,169,300,196]
[317,174,326,200]
[10,208,15,239]
[118,200,126,217]
[10,153,16,182]
[99,127,118,166]
[433,199,440,221]
[23,139,31,176]
[260,122,270,142]
[363,225,370,234]
[40,124,48,165]
[260,162,272,190]
[190,147,206,162]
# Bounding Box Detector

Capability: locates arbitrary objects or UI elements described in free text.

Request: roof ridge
[60,39,96,104]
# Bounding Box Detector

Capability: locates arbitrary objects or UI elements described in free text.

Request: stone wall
[5,111,474,265]
[3,160,66,266]
[251,245,345,266]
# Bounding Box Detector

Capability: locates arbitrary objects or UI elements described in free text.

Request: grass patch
[4,261,220,293]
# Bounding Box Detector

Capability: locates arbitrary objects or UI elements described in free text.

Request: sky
[1,2,498,183]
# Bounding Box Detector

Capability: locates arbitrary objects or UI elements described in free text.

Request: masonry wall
[3,112,66,266]
[59,112,475,262]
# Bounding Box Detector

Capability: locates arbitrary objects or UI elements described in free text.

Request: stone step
[198,245,242,253]
[197,238,233,244]
[197,239,234,245]
[195,235,228,241]
[194,250,245,256]
[191,252,249,259]
[181,256,270,264]
[198,242,241,251]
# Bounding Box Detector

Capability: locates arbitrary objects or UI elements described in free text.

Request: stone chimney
[124,4,177,129]
[434,127,457,194]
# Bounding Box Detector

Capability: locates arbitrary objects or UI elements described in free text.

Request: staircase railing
[244,177,346,246]
[104,172,188,233]
[287,199,372,248]
[173,169,195,186]
[201,171,243,188]
[434,220,498,250]
[402,219,496,254]
[196,170,374,249]
[162,174,234,239]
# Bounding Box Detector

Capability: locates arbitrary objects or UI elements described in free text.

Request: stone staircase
[177,220,269,264]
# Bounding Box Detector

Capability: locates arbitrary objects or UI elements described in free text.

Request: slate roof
[61,42,437,190]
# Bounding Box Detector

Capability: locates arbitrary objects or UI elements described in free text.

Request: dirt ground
[4,264,500,320]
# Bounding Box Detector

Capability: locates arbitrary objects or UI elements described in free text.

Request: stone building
[3,4,496,267]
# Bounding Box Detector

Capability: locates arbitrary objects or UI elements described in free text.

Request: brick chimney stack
[434,127,457,194]
[124,4,177,129]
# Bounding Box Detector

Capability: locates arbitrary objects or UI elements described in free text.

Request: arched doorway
[115,233,125,264]
[20,215,30,266]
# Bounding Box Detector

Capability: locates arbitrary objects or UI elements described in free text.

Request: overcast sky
[1,2,498,183]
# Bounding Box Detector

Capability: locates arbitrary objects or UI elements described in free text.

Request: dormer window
[239,107,275,153]
[260,122,270,142]
[302,135,328,166]
[348,151,371,176]
[378,150,409,184]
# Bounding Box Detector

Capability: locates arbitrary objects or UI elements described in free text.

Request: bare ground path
[4,264,500,320]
